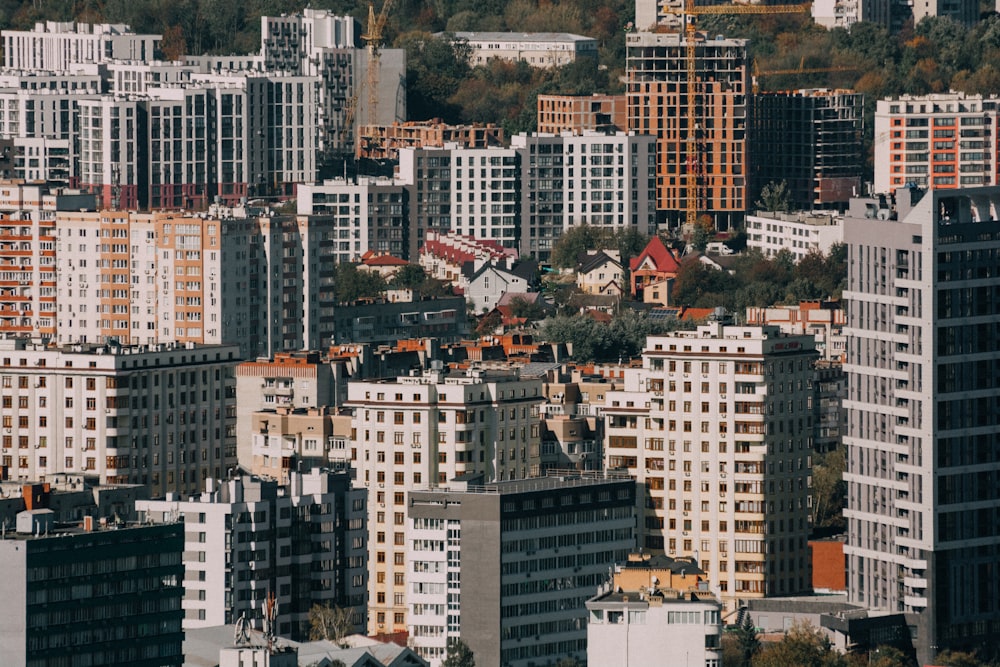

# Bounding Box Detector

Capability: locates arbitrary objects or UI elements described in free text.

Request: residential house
[576,250,623,296]
[630,236,681,304]
[465,261,537,313]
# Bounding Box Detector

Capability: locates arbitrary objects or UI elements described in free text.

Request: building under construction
[751,88,864,211]
[356,120,504,161]
[626,31,750,231]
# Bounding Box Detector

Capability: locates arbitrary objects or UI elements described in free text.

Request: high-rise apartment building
[751,89,864,211]
[843,186,1000,664]
[346,365,544,635]
[296,178,409,260]
[536,94,628,135]
[626,32,750,230]
[1,21,161,70]
[604,321,817,606]
[406,472,637,667]
[0,337,239,496]
[512,132,657,261]
[874,93,1000,194]
[137,469,368,639]
[0,511,184,667]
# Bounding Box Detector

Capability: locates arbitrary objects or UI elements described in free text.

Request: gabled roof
[361,253,409,267]
[630,236,681,273]
[577,250,621,275]
[497,291,542,307]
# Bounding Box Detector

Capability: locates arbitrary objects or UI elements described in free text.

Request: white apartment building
[0,337,238,496]
[746,211,844,262]
[346,365,544,636]
[811,0,860,28]
[397,144,521,259]
[0,182,96,340]
[76,96,145,209]
[586,554,722,667]
[136,469,368,639]
[407,473,637,667]
[512,132,657,261]
[445,32,598,69]
[874,93,1000,194]
[297,178,409,261]
[843,186,1000,665]
[604,322,818,607]
[2,21,160,71]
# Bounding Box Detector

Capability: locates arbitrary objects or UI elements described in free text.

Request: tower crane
[752,57,858,94]
[670,0,811,228]
[362,0,395,126]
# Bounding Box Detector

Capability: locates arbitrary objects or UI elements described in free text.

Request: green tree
[475,310,502,335]
[333,263,387,304]
[755,180,791,213]
[734,612,762,667]
[752,621,847,667]
[391,263,429,289]
[551,224,606,269]
[933,650,986,667]
[811,448,846,531]
[307,603,354,646]
[864,645,915,667]
[508,296,546,323]
[396,31,472,122]
[442,638,476,667]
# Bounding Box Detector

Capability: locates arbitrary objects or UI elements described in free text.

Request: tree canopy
[442,639,476,667]
[752,621,848,667]
[538,310,692,362]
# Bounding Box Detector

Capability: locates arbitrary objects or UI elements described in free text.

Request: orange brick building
[626,31,750,231]
[356,120,504,161]
[536,94,628,135]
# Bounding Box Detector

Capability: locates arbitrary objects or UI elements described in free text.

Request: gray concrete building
[406,471,637,667]
[843,186,1000,664]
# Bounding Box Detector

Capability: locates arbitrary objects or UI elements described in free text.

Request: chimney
[84,515,94,532]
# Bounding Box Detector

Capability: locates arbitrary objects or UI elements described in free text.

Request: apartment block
[626,32,750,230]
[357,120,504,162]
[746,211,844,262]
[248,407,352,483]
[604,321,818,606]
[842,186,1000,664]
[2,21,161,70]
[0,337,239,497]
[137,469,368,640]
[586,553,722,667]
[296,178,409,260]
[634,0,685,30]
[235,351,336,467]
[874,93,1000,194]
[445,32,598,69]
[751,89,864,211]
[0,512,184,667]
[536,94,628,135]
[406,472,636,667]
[398,144,521,258]
[347,365,544,635]
[511,132,657,261]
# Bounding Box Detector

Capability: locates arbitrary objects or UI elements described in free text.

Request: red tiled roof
[630,236,681,273]
[678,307,715,321]
[362,254,409,266]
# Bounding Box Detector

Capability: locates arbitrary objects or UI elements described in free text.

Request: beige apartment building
[346,364,543,635]
[604,321,817,607]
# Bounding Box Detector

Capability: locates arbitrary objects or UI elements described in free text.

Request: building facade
[586,553,723,667]
[407,473,637,667]
[347,366,544,636]
[137,469,368,640]
[626,32,750,230]
[0,513,184,667]
[843,186,1000,664]
[874,93,1000,194]
[536,94,628,135]
[751,89,864,211]
[746,211,844,262]
[0,337,239,497]
[445,32,598,68]
[604,322,818,607]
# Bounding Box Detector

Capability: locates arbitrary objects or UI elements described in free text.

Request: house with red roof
[630,236,682,305]
[358,250,410,280]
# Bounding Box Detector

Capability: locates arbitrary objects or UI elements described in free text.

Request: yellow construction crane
[752,57,858,94]
[362,0,395,126]
[675,0,811,228]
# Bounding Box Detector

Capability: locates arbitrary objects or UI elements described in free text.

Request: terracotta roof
[630,236,680,273]
[361,254,409,266]
[678,307,716,321]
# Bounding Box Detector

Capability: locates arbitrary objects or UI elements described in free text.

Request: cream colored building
[346,365,543,636]
[0,337,238,497]
[603,321,817,608]
[446,32,597,69]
